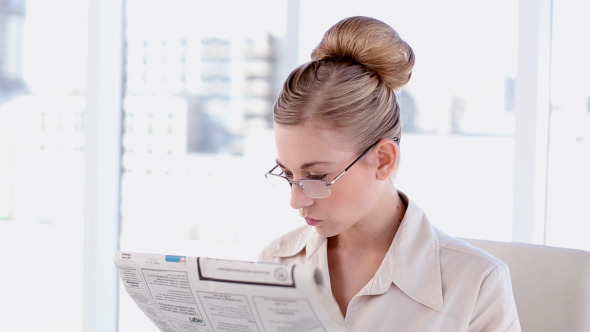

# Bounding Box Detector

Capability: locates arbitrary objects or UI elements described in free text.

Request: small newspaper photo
[114,251,349,332]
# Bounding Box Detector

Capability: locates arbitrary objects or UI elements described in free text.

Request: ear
[374,138,399,180]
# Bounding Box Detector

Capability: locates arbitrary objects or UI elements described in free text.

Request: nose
[290,183,314,209]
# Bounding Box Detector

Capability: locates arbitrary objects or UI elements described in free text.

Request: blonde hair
[273,16,415,150]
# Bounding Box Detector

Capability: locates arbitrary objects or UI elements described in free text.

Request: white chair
[464,238,590,332]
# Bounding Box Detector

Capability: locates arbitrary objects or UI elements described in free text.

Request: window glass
[119,0,519,329]
[0,0,87,331]
[546,0,590,251]
[299,0,518,240]
[118,1,298,330]
[120,0,294,256]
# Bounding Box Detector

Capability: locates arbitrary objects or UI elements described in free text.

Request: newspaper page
[115,251,349,332]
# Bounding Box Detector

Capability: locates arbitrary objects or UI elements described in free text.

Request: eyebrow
[275,160,334,170]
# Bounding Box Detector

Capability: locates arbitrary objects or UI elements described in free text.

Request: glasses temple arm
[343,141,379,172]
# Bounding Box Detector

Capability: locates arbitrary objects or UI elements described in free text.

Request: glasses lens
[266,174,291,194]
[299,180,330,199]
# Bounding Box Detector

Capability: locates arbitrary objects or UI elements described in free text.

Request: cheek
[336,168,377,200]
[325,175,376,216]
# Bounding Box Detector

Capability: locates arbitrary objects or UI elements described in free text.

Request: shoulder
[436,232,520,330]
[258,225,314,262]
[436,229,511,280]
[400,191,508,276]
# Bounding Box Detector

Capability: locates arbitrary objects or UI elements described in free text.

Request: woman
[260,16,521,331]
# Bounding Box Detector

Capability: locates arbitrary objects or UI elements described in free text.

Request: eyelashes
[308,174,328,181]
[281,169,328,181]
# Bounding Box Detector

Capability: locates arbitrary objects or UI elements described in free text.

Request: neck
[331,187,406,251]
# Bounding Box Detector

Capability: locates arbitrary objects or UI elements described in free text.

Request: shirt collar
[269,192,444,312]
[386,191,444,312]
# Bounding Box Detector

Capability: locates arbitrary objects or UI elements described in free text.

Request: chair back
[465,239,590,332]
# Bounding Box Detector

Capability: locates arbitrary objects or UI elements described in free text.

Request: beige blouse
[259,192,522,331]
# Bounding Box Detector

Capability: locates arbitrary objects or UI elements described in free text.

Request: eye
[281,170,294,179]
[307,173,327,181]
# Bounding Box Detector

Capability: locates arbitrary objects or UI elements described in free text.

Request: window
[118,1,297,330]
[0,0,88,331]
[118,1,520,329]
[297,0,518,240]
[546,0,590,251]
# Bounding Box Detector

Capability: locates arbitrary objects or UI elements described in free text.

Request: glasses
[265,141,380,199]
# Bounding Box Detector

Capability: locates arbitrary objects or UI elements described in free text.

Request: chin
[313,226,339,238]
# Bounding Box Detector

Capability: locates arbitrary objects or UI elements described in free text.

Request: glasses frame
[265,140,383,199]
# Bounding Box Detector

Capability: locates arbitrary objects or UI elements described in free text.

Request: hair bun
[311,16,415,90]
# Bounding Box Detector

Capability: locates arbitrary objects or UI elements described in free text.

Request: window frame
[83,0,124,330]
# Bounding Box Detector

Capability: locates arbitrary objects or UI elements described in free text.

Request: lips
[304,217,320,226]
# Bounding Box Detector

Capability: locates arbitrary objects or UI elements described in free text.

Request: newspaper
[115,251,349,332]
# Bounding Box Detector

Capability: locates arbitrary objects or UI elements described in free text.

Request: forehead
[274,124,355,168]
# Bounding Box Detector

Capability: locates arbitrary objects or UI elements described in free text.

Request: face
[274,123,383,237]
